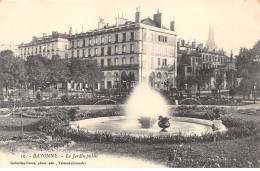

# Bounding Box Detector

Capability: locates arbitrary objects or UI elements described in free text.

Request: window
[101,37,104,44]
[122,57,126,65]
[130,32,134,40]
[209,55,211,62]
[88,38,91,46]
[122,33,126,42]
[107,58,111,66]
[35,48,37,54]
[107,81,112,89]
[101,47,104,56]
[39,46,41,52]
[77,50,79,57]
[115,46,119,54]
[83,39,85,47]
[71,51,74,58]
[122,45,126,54]
[108,35,112,43]
[94,83,98,90]
[158,35,167,42]
[187,67,192,73]
[206,55,208,61]
[101,59,104,67]
[77,40,79,47]
[158,58,161,66]
[114,58,119,65]
[72,41,74,48]
[130,57,134,64]
[130,44,135,53]
[52,44,54,51]
[82,49,85,57]
[115,34,118,43]
[107,46,111,55]
[65,44,67,50]
[88,49,92,57]
[162,59,167,66]
[221,57,223,63]
[43,46,45,52]
[94,48,98,56]
[95,37,98,44]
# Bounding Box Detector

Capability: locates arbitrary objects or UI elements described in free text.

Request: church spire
[206,21,217,51]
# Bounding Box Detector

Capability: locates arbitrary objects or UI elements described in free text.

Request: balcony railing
[101,64,139,70]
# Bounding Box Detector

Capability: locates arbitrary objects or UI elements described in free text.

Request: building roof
[141,18,169,30]
[19,32,70,47]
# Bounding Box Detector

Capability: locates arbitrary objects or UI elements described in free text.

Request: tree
[48,55,69,94]
[69,59,103,96]
[236,41,260,94]
[185,74,204,98]
[226,69,236,89]
[25,55,49,97]
[214,70,225,99]
[229,88,236,100]
[240,69,255,100]
[0,50,26,97]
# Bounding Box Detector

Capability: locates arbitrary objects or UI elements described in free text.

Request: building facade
[177,38,233,90]
[18,31,69,60]
[67,9,177,91]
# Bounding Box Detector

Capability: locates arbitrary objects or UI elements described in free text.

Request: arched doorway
[156,72,162,89]
[149,72,155,89]
[128,71,135,89]
[121,71,128,91]
[113,72,119,88]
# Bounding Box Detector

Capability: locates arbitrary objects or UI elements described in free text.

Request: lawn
[0,108,259,167]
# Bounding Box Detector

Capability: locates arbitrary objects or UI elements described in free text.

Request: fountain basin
[69,116,226,137]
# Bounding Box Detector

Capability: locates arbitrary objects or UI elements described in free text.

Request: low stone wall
[174,117,227,132]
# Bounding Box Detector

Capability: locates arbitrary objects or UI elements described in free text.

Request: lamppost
[253,83,257,104]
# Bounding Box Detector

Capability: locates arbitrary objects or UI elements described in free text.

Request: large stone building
[67,9,177,91]
[177,27,235,91]
[18,31,69,60]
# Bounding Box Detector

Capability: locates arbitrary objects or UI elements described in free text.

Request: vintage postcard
[0,0,259,168]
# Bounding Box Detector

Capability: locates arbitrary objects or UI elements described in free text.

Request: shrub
[68,108,78,121]
[229,89,236,99]
[61,95,69,104]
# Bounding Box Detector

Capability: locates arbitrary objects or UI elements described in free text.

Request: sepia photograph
[0,0,259,168]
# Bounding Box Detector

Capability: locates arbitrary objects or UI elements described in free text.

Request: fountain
[125,83,168,129]
[70,73,226,136]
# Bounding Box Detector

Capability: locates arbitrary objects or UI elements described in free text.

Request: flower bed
[14,107,79,118]
[0,110,12,118]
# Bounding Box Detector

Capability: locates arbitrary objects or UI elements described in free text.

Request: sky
[0,0,259,55]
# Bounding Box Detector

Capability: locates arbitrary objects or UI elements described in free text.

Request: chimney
[69,27,73,35]
[170,17,175,31]
[153,9,162,28]
[98,18,106,29]
[192,40,196,48]
[115,14,127,27]
[135,7,141,23]
[42,33,47,37]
